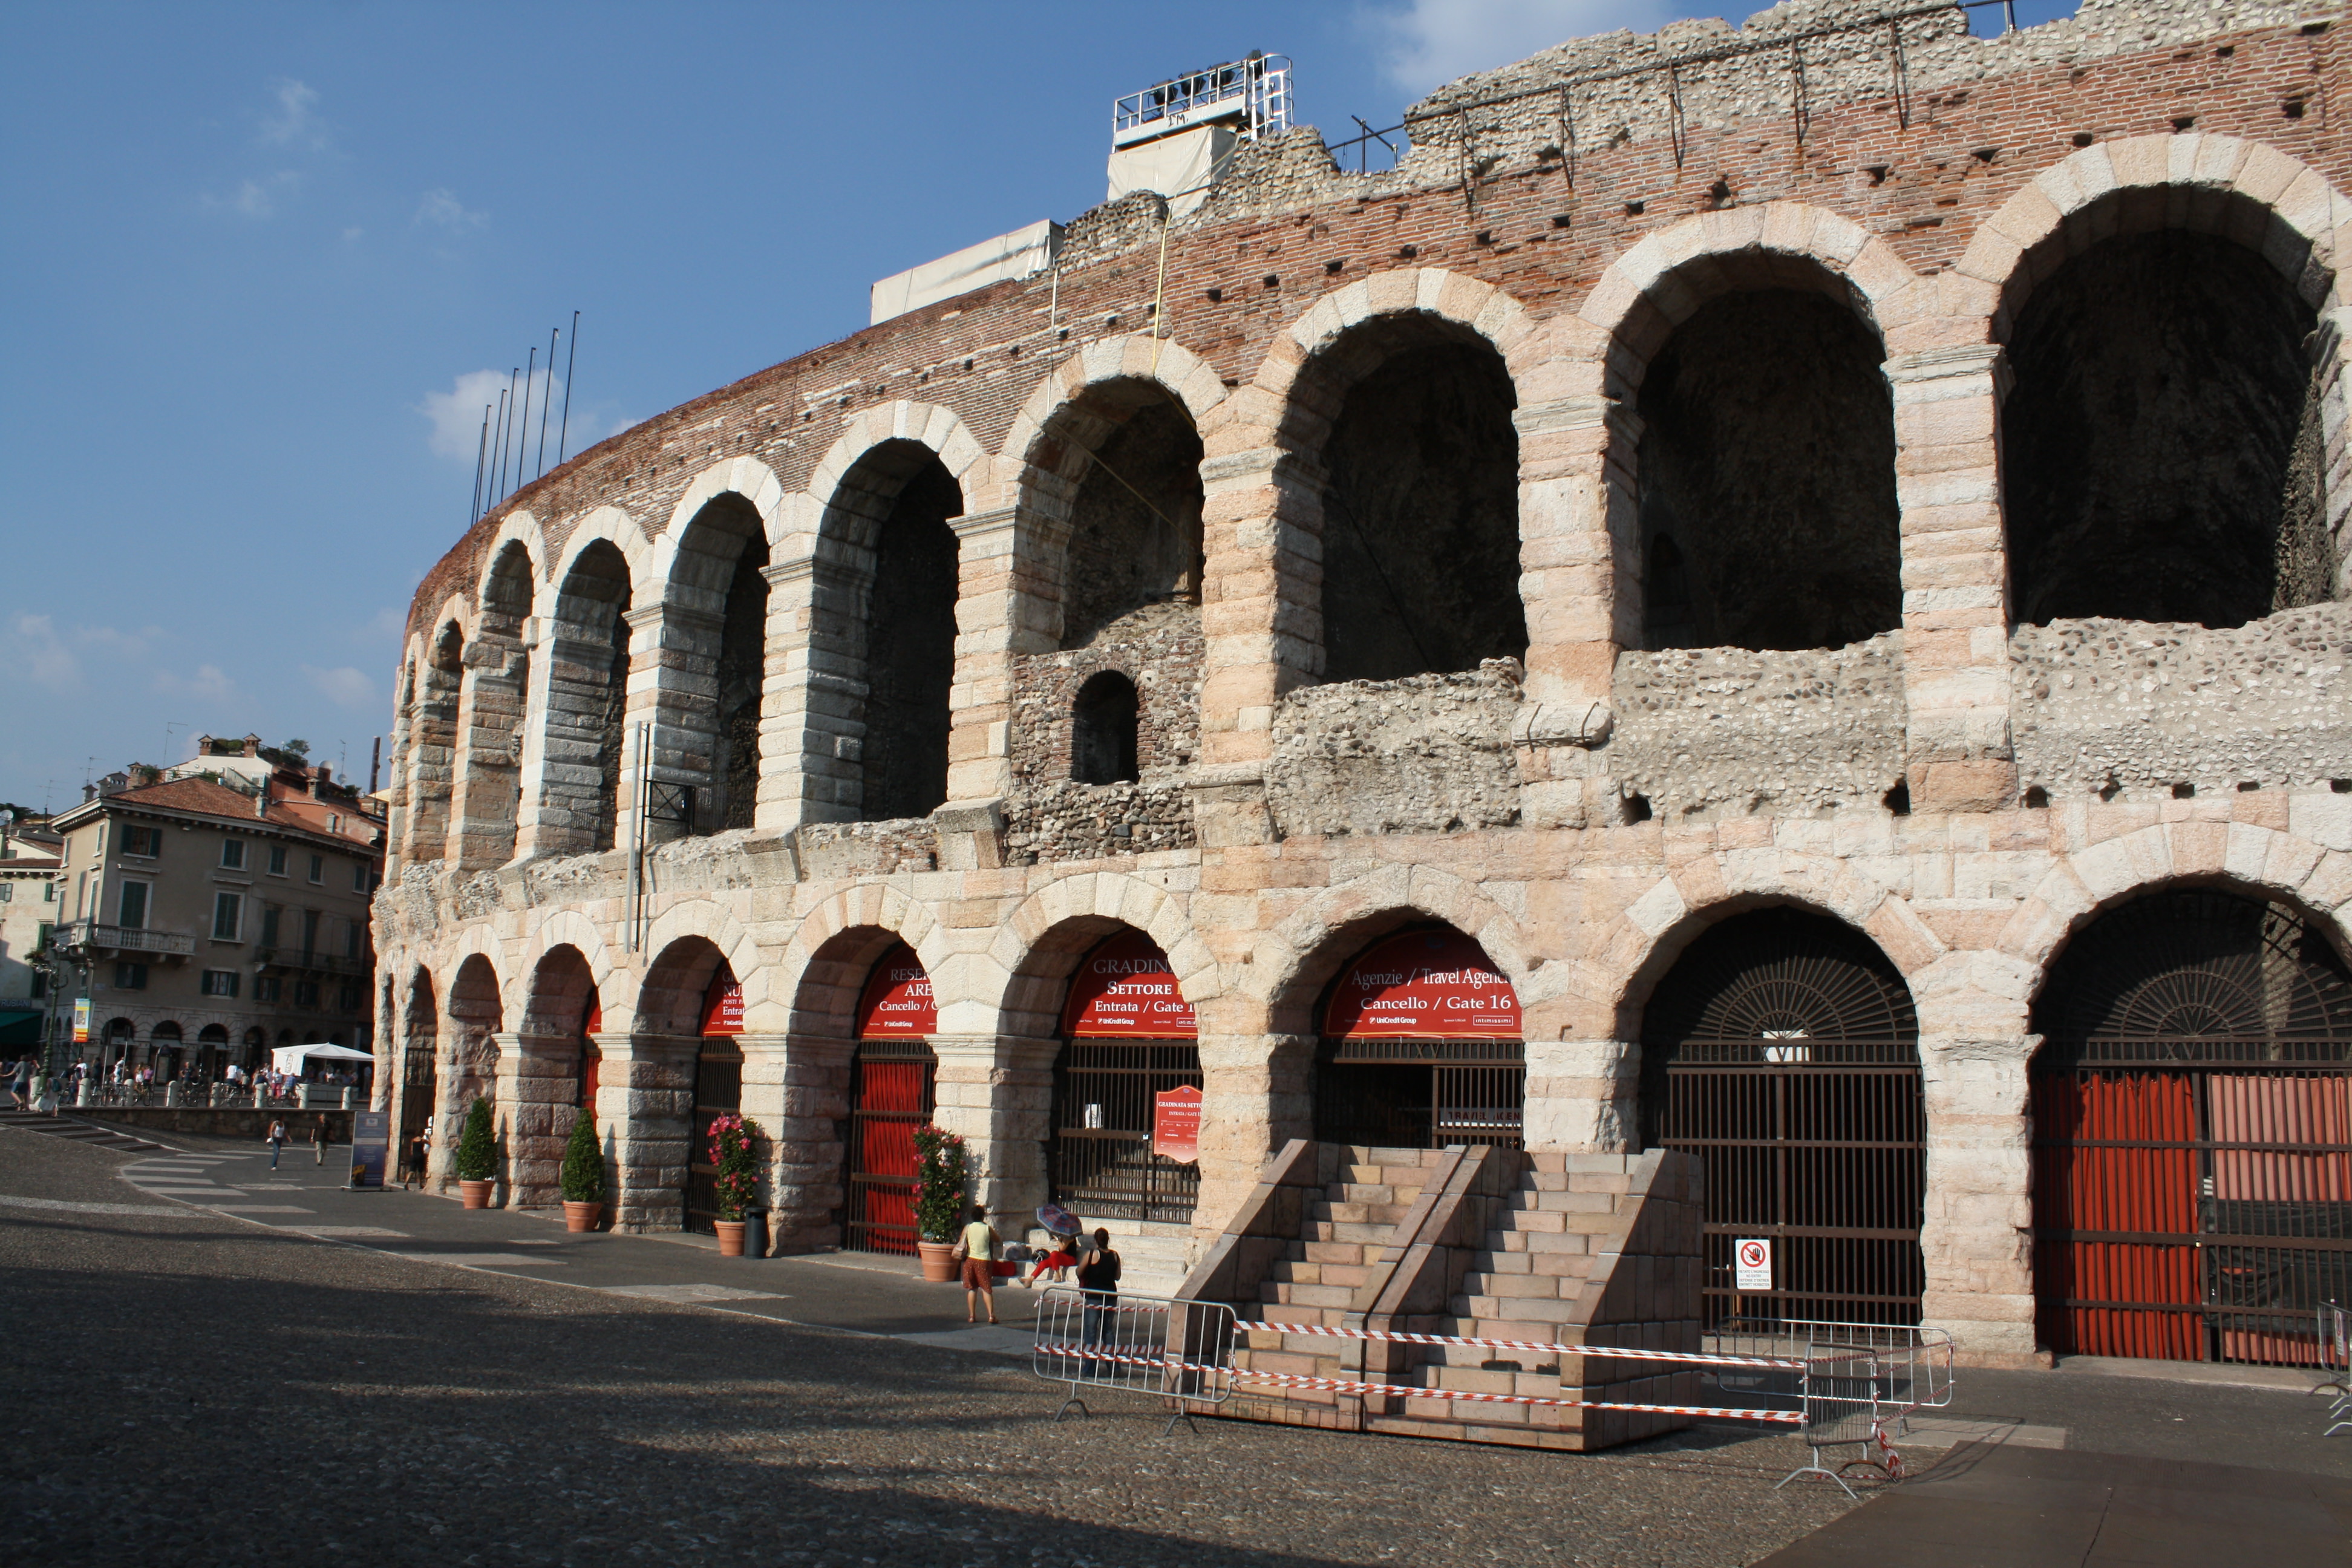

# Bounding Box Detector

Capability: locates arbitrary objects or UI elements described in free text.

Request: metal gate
[1050,1040,1201,1222]
[844,1038,936,1254]
[1315,1039,1526,1150]
[399,1037,436,1146]
[2031,891,2352,1365]
[685,1036,742,1236]
[1642,908,1926,1328]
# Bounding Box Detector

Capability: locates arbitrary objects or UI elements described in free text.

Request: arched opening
[1051,929,1201,1222]
[1635,286,1900,650]
[457,541,535,867]
[198,1023,229,1080]
[2030,890,2352,1365]
[661,494,769,838]
[1058,386,1204,648]
[1311,318,1525,682]
[687,964,742,1236]
[407,622,465,861]
[1070,671,1140,785]
[544,541,633,855]
[2004,222,2333,628]
[843,942,937,1255]
[1640,907,1924,1326]
[1313,926,1524,1151]
[445,953,503,1132]
[241,1025,266,1068]
[151,1021,184,1082]
[400,968,438,1157]
[103,1019,135,1075]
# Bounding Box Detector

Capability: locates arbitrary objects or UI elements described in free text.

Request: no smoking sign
[1734,1238,1772,1292]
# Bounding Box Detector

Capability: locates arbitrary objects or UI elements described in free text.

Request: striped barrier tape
[1227,1319,1821,1370]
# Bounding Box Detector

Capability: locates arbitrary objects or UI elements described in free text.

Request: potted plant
[454,1096,497,1209]
[911,1123,969,1282]
[707,1112,764,1257]
[560,1110,604,1232]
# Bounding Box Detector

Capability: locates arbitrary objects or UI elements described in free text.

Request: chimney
[311,763,333,799]
[241,734,261,759]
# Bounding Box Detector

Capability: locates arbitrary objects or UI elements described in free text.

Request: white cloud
[415,188,488,229]
[155,664,236,702]
[1366,0,1679,94]
[6,615,82,693]
[206,170,299,219]
[304,665,377,710]
[259,78,326,149]
[418,365,566,463]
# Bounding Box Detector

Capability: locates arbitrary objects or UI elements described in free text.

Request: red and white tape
[1228,1319,1812,1371]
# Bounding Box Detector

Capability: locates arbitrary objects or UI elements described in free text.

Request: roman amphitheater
[377,0,2352,1406]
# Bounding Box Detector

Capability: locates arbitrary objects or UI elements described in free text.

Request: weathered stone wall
[1609,634,1907,819]
[2011,602,2352,799]
[1266,666,1523,838]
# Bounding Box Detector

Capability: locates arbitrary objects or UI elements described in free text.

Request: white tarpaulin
[1106,124,1237,221]
[272,1043,375,1074]
[869,219,1063,325]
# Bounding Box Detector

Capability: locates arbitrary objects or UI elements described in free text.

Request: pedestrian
[401,1126,428,1189]
[957,1202,1001,1326]
[8,1056,30,1111]
[1077,1227,1122,1377]
[29,1065,53,1117]
[266,1117,287,1170]
[311,1120,326,1165]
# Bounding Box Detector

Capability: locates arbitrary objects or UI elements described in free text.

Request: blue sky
[0,0,2071,814]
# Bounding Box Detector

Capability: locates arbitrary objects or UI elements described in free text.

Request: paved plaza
[3,1119,2348,1566]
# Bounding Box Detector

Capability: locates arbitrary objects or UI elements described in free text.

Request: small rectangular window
[221,838,247,870]
[122,826,161,858]
[261,905,281,947]
[294,979,320,1007]
[43,881,56,903]
[201,969,241,999]
[307,854,324,884]
[302,909,321,954]
[114,962,148,990]
[0,884,11,903]
[353,862,369,892]
[117,880,149,930]
[338,981,364,1011]
[212,891,243,941]
[344,920,363,959]
[268,844,287,876]
[255,975,282,1003]
[28,970,45,1000]
[36,923,53,951]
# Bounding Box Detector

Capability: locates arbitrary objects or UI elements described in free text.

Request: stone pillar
[748,1032,852,1252]
[603,1030,696,1232]
[1193,1031,1310,1235]
[930,1033,1054,1223]
[425,1028,489,1194]
[1887,345,2016,813]
[405,648,461,865]
[490,1030,578,1209]
[641,602,726,845]
[445,633,528,869]
[1918,1033,2042,1365]
[762,552,869,828]
[1523,1038,1638,1154]
[944,505,1049,806]
[509,617,563,859]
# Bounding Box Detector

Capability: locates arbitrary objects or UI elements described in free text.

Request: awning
[0,1009,41,1047]
[270,1043,376,1074]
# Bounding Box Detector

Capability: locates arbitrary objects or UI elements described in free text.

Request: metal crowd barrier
[1033,1293,1955,1487]
[2321,1302,2352,1437]
[1030,1287,1236,1436]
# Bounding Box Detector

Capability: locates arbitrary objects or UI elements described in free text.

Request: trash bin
[745,1209,769,1260]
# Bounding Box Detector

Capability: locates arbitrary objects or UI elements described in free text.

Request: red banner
[855,943,936,1039]
[1154,1084,1203,1163]
[584,999,602,1037]
[701,975,743,1036]
[1061,929,1197,1039]
[1322,929,1520,1039]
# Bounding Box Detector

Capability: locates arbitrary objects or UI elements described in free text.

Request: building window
[267,844,287,876]
[212,892,244,941]
[260,905,281,947]
[221,838,247,870]
[0,883,10,903]
[114,962,148,990]
[351,862,369,892]
[293,980,320,1007]
[302,909,320,955]
[117,880,150,929]
[35,922,53,952]
[42,881,55,903]
[201,969,241,999]
[337,981,363,1011]
[255,975,283,1003]
[307,854,324,884]
[344,920,363,959]
[122,826,162,858]
[28,970,45,1000]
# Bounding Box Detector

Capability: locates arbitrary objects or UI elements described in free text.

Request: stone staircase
[0,1109,173,1153]
[1182,1140,1702,1452]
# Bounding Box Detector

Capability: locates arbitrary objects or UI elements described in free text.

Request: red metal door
[2031,1070,2201,1359]
[844,1042,934,1253]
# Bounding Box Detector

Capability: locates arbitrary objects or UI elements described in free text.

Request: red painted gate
[844,944,935,1254]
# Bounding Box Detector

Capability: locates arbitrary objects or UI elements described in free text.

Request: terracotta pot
[916,1240,958,1282]
[714,1220,747,1258]
[458,1178,494,1210]
[563,1200,601,1233]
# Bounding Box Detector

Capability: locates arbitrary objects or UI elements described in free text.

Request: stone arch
[649,479,774,838]
[987,871,1219,1043]
[440,950,504,1139]
[1253,864,1535,1040]
[449,535,538,869]
[779,883,950,1038]
[655,457,788,565]
[1961,135,2352,621]
[639,901,766,1033]
[529,526,644,857]
[402,618,467,864]
[513,910,622,1016]
[803,402,991,532]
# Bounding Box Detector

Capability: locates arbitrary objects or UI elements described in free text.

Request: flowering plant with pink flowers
[705,1112,765,1221]
[911,1122,969,1243]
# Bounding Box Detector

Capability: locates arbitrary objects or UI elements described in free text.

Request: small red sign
[1060,929,1198,1039]
[855,942,936,1039]
[701,975,743,1036]
[1322,929,1520,1039]
[1154,1084,1203,1164]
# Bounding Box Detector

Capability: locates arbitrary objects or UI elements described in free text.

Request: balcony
[67,921,197,958]
[253,946,368,976]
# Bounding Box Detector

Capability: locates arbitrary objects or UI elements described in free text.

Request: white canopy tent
[270,1043,376,1076]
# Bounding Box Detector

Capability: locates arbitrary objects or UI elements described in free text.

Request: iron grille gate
[1315,1039,1526,1150]
[1050,1040,1201,1223]
[844,1039,936,1255]
[2031,891,2352,1365]
[1643,909,1927,1328]
[685,1038,742,1236]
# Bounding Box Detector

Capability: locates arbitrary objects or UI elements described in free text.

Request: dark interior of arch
[716,529,769,831]
[1320,334,1526,682]
[1062,394,1204,649]
[1071,670,1140,785]
[2004,230,2330,627]
[485,543,532,618]
[1638,288,1902,651]
[555,541,632,854]
[433,622,463,671]
[863,459,961,822]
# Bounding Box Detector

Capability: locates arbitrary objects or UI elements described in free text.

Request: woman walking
[958,1203,1001,1326]
[266,1117,287,1171]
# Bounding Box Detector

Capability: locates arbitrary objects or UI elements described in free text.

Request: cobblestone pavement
[0,1125,1873,1568]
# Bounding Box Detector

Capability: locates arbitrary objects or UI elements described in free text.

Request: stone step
[1259,1280,1355,1310]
